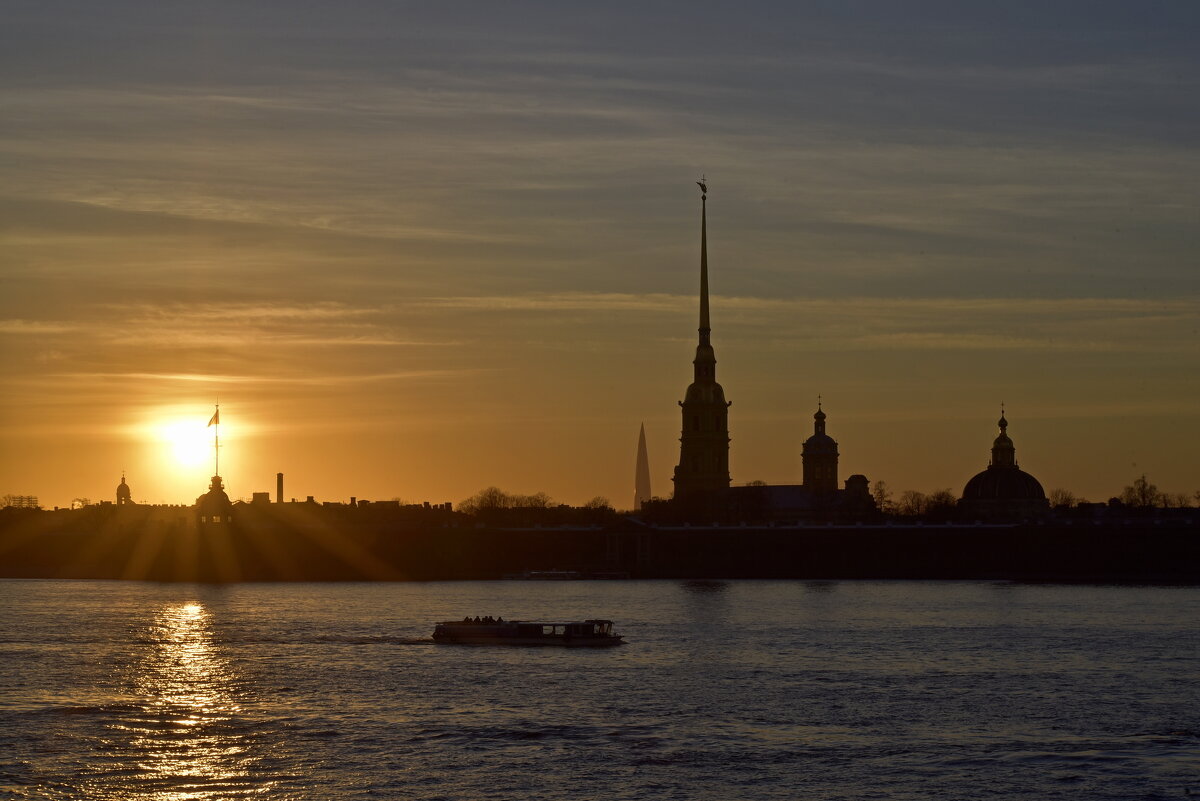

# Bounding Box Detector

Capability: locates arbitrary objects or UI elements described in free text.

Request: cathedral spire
[674,178,730,502]
[692,179,716,384]
[698,177,709,342]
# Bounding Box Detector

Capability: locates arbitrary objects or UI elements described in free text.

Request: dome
[802,432,838,454]
[962,466,1046,501]
[959,410,1049,520]
[196,475,232,512]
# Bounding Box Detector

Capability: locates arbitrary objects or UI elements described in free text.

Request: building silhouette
[196,474,233,524]
[723,402,874,521]
[672,183,731,502]
[657,183,873,522]
[801,403,838,493]
[959,412,1050,520]
[115,474,133,506]
[634,423,652,510]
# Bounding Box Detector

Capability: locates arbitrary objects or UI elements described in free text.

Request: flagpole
[214,403,220,477]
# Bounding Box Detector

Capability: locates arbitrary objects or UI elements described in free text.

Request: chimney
[276,472,283,504]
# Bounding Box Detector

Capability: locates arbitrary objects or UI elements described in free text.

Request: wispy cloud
[0,301,457,349]
[51,369,473,386]
[0,320,82,335]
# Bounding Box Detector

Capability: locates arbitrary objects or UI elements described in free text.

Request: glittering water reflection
[122,601,264,800]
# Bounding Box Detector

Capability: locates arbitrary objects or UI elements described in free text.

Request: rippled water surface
[1,580,1197,799]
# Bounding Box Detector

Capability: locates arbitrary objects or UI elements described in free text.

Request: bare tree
[515,492,554,509]
[927,489,958,512]
[457,486,512,514]
[1161,492,1191,509]
[897,490,928,517]
[1120,475,1159,508]
[872,480,894,513]
[583,496,612,510]
[1048,488,1078,508]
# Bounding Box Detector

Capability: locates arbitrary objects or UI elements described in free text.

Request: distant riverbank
[2,505,1197,583]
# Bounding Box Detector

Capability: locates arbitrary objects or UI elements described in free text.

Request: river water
[0,580,1196,800]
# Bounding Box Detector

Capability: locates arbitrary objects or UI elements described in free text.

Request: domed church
[958,413,1049,521]
[801,404,838,492]
[116,474,133,506]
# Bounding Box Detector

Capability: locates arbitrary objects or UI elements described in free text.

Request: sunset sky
[3,1,1198,509]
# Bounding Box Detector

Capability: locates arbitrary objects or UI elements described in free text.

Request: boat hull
[432,619,623,647]
[433,634,623,647]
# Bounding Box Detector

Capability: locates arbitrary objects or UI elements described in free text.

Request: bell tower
[673,180,731,500]
[801,401,839,493]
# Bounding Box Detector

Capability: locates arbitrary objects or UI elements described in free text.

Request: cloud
[420,292,1200,355]
[50,369,472,386]
[0,301,456,348]
[0,320,82,335]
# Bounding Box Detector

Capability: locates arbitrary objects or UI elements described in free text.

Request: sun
[154,418,214,468]
[128,406,252,501]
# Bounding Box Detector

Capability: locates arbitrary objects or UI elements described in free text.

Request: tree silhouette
[1120,474,1159,508]
[1048,488,1079,508]
[897,490,928,517]
[872,480,894,513]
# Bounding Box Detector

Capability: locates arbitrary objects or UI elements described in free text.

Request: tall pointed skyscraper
[672,180,731,501]
[634,423,652,510]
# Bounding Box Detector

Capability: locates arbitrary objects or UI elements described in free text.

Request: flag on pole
[208,409,220,427]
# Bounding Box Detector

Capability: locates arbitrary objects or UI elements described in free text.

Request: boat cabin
[432,617,621,647]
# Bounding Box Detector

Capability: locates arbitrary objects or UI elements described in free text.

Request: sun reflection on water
[123,601,265,800]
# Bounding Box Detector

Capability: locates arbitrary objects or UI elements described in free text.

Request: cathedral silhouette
[664,183,875,521]
[660,183,1045,522]
[958,413,1050,520]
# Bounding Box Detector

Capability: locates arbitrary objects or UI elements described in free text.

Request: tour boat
[432,618,623,647]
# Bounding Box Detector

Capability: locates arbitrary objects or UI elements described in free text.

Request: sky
[2,1,1198,509]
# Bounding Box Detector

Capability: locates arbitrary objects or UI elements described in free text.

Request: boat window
[543,625,555,635]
